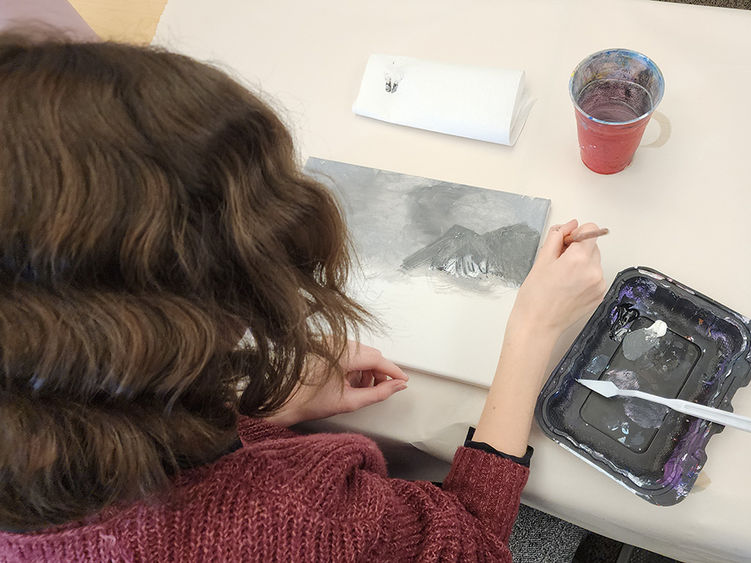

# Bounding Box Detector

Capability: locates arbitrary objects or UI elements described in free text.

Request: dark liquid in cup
[577,79,652,122]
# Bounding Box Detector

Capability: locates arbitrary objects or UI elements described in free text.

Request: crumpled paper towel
[353,54,532,146]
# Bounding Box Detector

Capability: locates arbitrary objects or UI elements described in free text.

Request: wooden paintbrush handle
[563,227,609,245]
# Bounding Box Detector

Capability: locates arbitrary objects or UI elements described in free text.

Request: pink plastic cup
[569,49,665,174]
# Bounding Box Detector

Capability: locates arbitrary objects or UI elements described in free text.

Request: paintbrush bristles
[563,227,609,245]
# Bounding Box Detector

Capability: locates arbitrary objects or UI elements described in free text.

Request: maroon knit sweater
[0,416,528,562]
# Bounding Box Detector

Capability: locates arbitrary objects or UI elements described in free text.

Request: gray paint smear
[622,320,668,361]
[303,157,550,287]
[606,369,669,429]
[584,354,610,377]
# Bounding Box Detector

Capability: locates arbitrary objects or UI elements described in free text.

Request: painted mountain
[400,223,540,286]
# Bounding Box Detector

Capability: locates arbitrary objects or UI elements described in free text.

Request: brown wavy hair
[0,32,368,531]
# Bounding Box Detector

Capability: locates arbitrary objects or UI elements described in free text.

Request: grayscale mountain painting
[304,157,549,288]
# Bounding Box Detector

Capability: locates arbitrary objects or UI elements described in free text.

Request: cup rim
[569,48,665,126]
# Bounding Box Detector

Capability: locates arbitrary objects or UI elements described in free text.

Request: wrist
[505,307,559,351]
[265,407,304,427]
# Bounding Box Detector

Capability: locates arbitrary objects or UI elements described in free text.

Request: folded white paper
[353,54,531,146]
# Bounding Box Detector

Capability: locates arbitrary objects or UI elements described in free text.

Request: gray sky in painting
[304,157,550,276]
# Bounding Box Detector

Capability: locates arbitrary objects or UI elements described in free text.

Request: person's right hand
[472,220,605,455]
[511,219,606,336]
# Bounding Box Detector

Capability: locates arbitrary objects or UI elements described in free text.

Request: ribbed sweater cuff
[464,427,533,467]
[443,446,529,542]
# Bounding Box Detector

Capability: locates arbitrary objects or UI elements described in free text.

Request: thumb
[344,378,407,412]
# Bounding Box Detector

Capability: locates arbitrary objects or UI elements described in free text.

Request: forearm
[472,314,558,456]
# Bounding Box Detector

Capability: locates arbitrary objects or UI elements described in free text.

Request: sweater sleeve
[442,446,529,542]
[236,415,298,445]
[163,427,529,562]
[233,420,528,561]
[363,442,529,561]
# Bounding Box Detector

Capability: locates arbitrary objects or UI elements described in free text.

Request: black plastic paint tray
[535,267,751,505]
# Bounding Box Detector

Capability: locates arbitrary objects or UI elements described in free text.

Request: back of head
[0,32,365,531]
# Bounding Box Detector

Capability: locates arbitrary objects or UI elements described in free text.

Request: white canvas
[305,158,550,387]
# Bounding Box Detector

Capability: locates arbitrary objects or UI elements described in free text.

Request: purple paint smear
[617,276,657,304]
[660,418,709,494]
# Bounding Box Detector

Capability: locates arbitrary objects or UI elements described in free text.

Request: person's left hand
[266,341,408,426]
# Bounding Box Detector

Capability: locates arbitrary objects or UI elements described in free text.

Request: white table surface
[154,1,751,560]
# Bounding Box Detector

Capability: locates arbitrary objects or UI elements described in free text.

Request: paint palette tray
[535,267,751,505]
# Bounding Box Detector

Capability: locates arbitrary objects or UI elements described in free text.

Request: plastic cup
[569,49,665,174]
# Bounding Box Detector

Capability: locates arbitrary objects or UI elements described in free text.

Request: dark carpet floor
[509,504,684,563]
[657,0,750,8]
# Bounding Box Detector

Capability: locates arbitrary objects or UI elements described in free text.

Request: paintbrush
[577,379,751,433]
[563,227,609,246]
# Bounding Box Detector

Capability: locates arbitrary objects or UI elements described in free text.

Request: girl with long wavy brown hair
[0,32,605,562]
